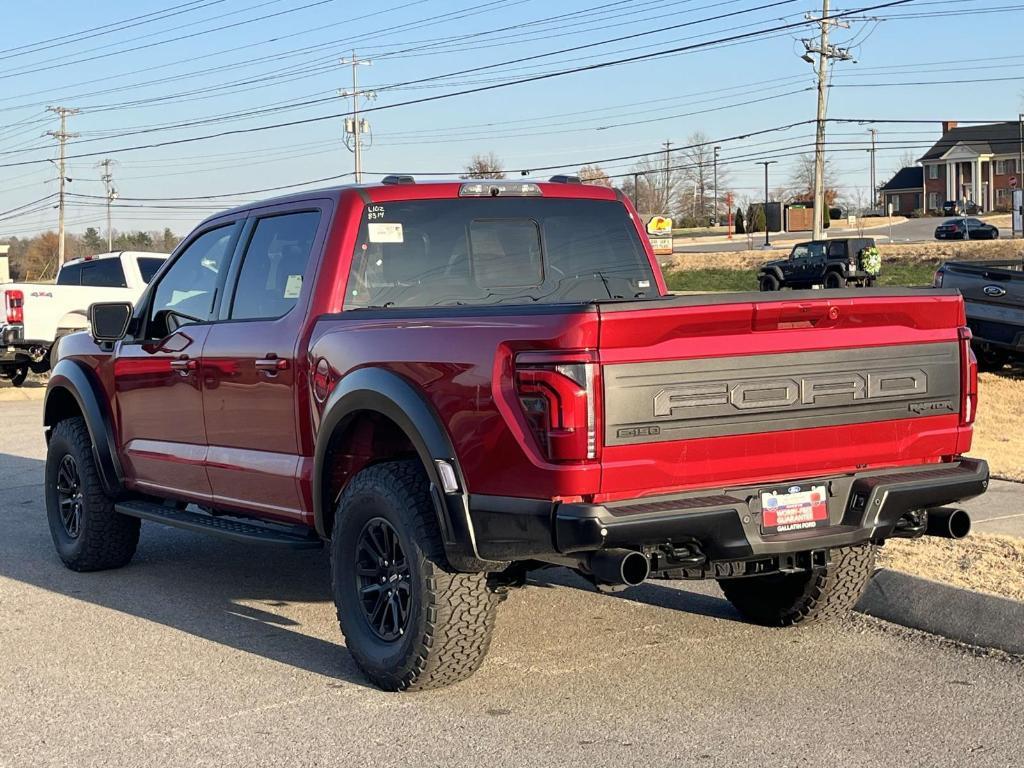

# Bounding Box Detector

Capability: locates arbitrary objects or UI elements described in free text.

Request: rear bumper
[1,325,49,365]
[468,459,989,564]
[965,308,1024,352]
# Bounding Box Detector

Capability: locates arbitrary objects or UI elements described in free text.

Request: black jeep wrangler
[758,238,880,291]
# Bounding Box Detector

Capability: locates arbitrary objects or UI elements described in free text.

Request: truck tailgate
[596,289,970,499]
[941,260,1024,348]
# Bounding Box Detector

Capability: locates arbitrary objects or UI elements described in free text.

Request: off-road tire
[759,273,780,292]
[824,271,846,289]
[331,460,499,691]
[45,417,139,571]
[4,363,29,387]
[718,544,875,626]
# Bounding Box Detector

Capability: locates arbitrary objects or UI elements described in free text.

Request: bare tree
[622,153,687,218]
[679,132,731,224]
[462,152,506,179]
[577,164,613,187]
[789,153,839,206]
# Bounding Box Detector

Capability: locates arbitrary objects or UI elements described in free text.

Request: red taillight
[514,351,598,462]
[959,327,978,426]
[4,290,23,324]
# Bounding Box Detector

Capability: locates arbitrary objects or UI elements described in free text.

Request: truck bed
[311,287,972,503]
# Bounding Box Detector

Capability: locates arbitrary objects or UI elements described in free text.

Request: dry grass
[970,371,1024,482]
[878,533,1024,602]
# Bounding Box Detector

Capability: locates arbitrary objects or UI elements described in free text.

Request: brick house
[919,121,1023,213]
[879,166,923,215]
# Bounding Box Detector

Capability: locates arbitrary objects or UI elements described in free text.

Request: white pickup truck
[1,251,166,385]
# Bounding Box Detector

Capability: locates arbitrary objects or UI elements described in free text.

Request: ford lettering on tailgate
[604,343,960,445]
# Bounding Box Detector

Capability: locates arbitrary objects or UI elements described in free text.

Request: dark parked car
[942,200,980,216]
[934,218,999,240]
[758,237,880,290]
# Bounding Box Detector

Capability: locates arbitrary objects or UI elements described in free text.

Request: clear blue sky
[2,0,1023,237]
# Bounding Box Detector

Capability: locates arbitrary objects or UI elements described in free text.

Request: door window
[56,263,83,285]
[791,245,810,260]
[147,224,236,336]
[229,211,321,320]
[138,257,164,283]
[80,258,127,287]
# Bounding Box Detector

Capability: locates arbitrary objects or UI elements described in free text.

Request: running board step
[115,500,323,549]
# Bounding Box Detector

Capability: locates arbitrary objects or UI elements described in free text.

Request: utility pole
[756,160,777,248]
[801,1,853,239]
[99,158,118,252]
[46,106,79,264]
[661,140,673,212]
[713,145,721,226]
[338,51,375,183]
[1017,113,1023,238]
[868,128,878,209]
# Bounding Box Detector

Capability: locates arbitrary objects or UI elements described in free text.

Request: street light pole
[756,161,777,248]
[713,145,721,226]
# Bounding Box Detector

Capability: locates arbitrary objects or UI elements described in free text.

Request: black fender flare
[758,267,784,285]
[44,358,123,496]
[313,367,498,571]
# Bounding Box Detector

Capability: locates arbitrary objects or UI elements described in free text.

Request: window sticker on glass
[283,274,303,299]
[368,222,404,243]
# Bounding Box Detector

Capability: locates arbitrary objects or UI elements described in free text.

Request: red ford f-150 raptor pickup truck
[43,176,987,691]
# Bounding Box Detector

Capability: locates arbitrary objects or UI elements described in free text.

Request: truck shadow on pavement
[0,453,738,685]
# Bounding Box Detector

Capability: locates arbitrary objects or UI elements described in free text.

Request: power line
[0,0,224,61]
[0,0,915,170]
[0,0,337,82]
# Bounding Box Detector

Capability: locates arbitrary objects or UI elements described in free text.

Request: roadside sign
[1011,176,1018,189]
[646,215,674,256]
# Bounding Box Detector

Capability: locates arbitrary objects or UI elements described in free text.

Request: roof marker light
[459,182,542,197]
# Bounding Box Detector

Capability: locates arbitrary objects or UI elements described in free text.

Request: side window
[80,258,127,288]
[827,242,845,259]
[791,245,809,260]
[229,211,320,321]
[807,243,827,259]
[147,225,236,335]
[137,257,164,284]
[56,263,83,285]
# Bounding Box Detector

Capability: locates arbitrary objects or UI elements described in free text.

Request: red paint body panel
[52,181,976,526]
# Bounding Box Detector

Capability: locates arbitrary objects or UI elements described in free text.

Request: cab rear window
[344,198,655,309]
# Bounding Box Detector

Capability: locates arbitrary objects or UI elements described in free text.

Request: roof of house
[880,166,923,192]
[920,121,1021,161]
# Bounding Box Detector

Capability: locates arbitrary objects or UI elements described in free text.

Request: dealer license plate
[760,485,829,534]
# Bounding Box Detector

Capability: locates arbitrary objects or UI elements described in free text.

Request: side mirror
[88,302,132,343]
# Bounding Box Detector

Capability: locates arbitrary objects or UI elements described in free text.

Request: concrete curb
[856,568,1024,655]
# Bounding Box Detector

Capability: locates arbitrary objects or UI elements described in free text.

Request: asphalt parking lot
[2,398,1023,768]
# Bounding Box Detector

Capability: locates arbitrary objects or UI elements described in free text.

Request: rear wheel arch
[313,367,491,571]
[44,359,123,496]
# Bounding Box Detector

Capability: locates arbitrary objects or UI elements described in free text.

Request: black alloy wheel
[355,517,412,642]
[55,455,84,538]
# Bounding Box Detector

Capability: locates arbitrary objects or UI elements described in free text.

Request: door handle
[255,355,289,373]
[169,356,197,374]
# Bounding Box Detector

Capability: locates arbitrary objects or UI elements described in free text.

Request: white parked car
[1,251,167,385]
